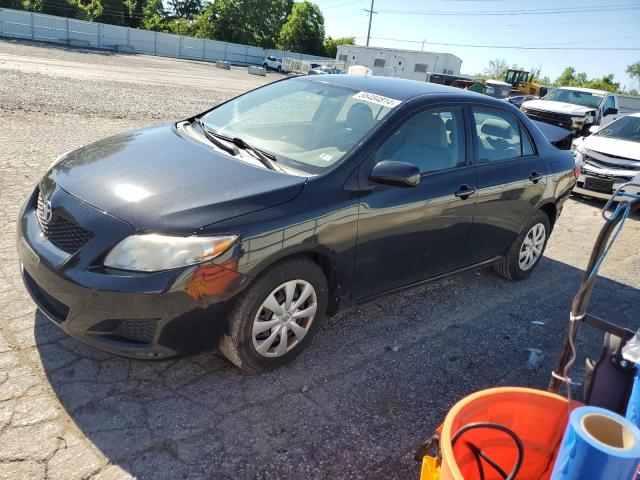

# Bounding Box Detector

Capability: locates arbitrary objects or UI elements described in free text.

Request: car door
[352,105,478,300]
[465,107,547,264]
[600,95,620,127]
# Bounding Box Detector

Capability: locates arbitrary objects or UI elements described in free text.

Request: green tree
[22,0,82,17]
[1,0,24,10]
[480,58,508,79]
[626,62,640,88]
[167,0,201,20]
[140,0,169,31]
[123,0,148,27]
[194,0,289,48]
[278,1,324,55]
[554,67,621,93]
[324,36,354,58]
[586,73,620,93]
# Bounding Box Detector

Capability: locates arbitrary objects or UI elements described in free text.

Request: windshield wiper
[194,118,239,156]
[232,137,278,171]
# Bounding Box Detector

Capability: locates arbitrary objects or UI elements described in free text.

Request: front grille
[37,192,93,254]
[524,108,574,130]
[90,318,158,344]
[22,269,69,323]
[115,319,157,344]
[581,168,633,183]
[584,155,640,172]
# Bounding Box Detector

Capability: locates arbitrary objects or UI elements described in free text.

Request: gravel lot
[1,39,639,480]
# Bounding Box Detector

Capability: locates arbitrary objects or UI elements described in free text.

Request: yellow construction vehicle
[504,69,548,97]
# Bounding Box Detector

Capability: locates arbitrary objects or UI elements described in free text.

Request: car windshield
[596,116,640,143]
[542,89,604,109]
[199,79,395,174]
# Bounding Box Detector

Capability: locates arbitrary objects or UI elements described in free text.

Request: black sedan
[17,75,576,371]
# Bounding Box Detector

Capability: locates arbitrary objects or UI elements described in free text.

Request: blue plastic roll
[551,406,640,480]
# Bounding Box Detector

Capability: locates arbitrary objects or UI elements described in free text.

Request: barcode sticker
[352,91,402,108]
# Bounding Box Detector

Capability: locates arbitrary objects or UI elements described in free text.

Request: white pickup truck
[521,87,640,137]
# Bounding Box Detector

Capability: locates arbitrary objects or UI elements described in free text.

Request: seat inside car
[340,103,375,148]
[478,117,519,162]
[390,114,455,172]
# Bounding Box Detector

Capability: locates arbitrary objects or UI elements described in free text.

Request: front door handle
[529,172,544,183]
[454,184,476,199]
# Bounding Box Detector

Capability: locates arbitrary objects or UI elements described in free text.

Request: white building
[336,45,462,82]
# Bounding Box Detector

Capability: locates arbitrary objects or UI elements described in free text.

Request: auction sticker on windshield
[353,91,402,108]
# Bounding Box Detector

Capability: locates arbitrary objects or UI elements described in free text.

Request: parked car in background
[18,75,575,372]
[262,56,282,72]
[508,95,538,109]
[308,65,343,75]
[520,87,637,137]
[573,113,640,200]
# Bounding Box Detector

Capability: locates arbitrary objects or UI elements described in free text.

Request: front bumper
[574,172,640,202]
[17,186,250,359]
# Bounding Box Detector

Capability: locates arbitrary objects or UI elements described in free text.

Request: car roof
[555,86,609,95]
[297,74,494,103]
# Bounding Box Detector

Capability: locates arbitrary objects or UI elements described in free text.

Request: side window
[374,107,466,174]
[473,109,533,162]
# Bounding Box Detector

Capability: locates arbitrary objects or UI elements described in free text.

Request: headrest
[481,118,514,139]
[404,114,448,149]
[346,103,374,130]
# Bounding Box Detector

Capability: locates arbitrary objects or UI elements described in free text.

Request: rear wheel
[219,256,327,372]
[494,210,550,281]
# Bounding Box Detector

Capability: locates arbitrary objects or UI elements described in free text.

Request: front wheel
[219,256,328,372]
[494,210,550,281]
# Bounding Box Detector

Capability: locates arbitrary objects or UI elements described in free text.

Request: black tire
[276,65,282,72]
[494,210,551,281]
[262,63,269,70]
[219,256,328,372]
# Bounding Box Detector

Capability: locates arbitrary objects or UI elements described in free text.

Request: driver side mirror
[369,160,420,187]
[588,125,601,135]
[604,107,618,116]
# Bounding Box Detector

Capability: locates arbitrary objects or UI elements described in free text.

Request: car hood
[42,124,307,232]
[582,135,640,162]
[523,99,595,116]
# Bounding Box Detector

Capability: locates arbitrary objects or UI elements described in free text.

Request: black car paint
[17,75,576,359]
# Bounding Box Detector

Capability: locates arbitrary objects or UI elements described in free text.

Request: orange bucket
[422,387,575,480]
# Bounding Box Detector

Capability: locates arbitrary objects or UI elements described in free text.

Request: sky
[314,0,640,89]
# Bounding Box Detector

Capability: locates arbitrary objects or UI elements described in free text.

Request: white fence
[0,8,330,66]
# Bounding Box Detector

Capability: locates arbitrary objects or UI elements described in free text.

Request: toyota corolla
[17,75,575,371]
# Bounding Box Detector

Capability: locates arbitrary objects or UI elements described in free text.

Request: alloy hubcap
[519,223,546,271]
[252,279,317,358]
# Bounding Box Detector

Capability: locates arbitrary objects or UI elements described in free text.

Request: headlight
[571,116,587,129]
[103,234,237,272]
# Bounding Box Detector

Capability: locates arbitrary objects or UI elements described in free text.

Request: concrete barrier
[116,44,134,53]
[68,39,90,48]
[248,66,266,76]
[216,60,231,70]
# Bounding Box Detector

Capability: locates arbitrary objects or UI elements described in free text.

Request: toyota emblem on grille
[42,200,53,223]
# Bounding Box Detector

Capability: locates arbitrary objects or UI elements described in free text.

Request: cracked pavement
[1,39,639,479]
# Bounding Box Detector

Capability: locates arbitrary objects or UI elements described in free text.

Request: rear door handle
[529,172,544,183]
[454,185,476,199]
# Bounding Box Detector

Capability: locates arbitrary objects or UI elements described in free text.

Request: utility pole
[364,0,377,46]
